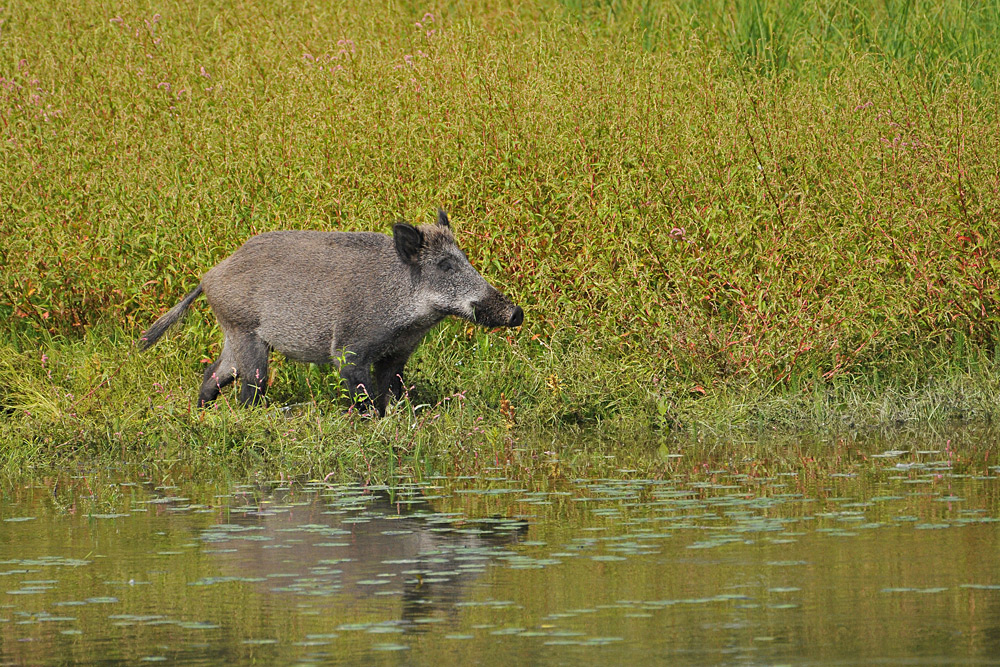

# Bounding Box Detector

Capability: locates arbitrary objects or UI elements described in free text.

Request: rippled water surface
[3,437,1000,665]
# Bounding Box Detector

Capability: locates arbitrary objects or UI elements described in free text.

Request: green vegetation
[2,0,999,477]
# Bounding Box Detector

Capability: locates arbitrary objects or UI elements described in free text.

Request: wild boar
[138,210,523,415]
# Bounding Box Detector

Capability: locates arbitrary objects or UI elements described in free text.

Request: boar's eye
[437,258,455,273]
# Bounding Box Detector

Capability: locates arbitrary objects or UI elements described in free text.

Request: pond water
[2,437,1000,665]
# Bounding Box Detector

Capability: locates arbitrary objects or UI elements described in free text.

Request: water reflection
[3,434,1000,665]
[202,485,528,628]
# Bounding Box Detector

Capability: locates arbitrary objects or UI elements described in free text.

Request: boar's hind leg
[198,332,269,408]
[198,344,237,408]
[233,333,270,407]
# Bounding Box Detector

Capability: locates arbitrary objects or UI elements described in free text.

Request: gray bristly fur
[138,210,524,415]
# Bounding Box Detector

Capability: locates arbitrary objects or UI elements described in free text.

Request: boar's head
[393,210,523,329]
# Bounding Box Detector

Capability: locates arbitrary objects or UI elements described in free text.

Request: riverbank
[2,322,997,479]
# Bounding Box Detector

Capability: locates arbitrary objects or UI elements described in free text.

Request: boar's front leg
[338,358,377,415]
[373,352,410,416]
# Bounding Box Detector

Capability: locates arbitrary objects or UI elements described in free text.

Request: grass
[2,0,999,478]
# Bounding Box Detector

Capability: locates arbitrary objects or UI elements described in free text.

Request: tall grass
[564,0,1000,82]
[1,0,999,474]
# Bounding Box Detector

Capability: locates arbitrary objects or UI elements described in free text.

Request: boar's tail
[138,285,204,351]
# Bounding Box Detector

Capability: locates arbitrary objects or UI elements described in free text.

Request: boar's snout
[472,291,524,328]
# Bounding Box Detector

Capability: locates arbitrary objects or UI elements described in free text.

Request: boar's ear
[393,222,424,265]
[437,209,450,228]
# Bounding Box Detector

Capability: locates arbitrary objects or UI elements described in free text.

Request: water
[3,441,1000,665]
